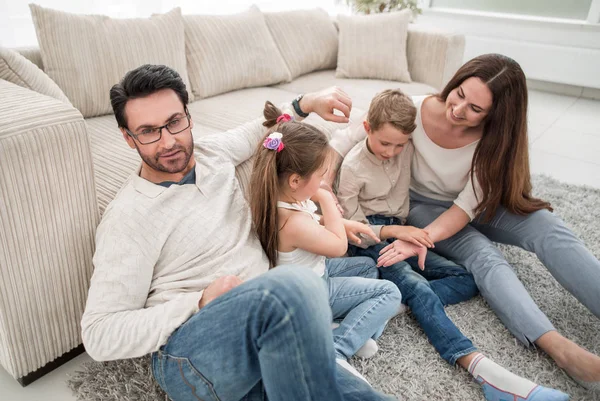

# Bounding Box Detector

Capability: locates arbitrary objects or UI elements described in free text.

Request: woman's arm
[425,204,471,243]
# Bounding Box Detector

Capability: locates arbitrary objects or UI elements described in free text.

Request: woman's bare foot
[537,331,600,383]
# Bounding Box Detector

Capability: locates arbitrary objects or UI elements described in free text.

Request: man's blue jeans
[347,215,479,366]
[325,257,402,360]
[151,266,396,401]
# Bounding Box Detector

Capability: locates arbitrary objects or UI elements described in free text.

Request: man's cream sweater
[81,118,272,361]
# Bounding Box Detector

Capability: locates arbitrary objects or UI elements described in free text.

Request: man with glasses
[81,64,395,401]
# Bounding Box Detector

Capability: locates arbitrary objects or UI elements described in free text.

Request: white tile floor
[1,90,599,401]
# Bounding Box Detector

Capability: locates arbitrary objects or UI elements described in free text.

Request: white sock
[393,304,409,317]
[336,358,371,386]
[468,354,537,398]
[355,338,379,359]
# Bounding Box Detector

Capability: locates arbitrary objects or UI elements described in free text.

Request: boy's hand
[389,225,434,248]
[377,240,427,270]
[198,275,242,309]
[343,219,380,245]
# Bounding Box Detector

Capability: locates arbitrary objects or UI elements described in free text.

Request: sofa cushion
[276,70,436,110]
[264,8,338,80]
[30,5,192,118]
[0,47,70,104]
[185,6,291,100]
[336,10,412,83]
[188,86,299,132]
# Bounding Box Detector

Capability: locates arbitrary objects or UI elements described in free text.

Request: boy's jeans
[325,257,402,360]
[347,215,479,366]
[151,266,396,401]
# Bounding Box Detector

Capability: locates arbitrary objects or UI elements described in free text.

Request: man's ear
[120,128,136,150]
[363,120,372,135]
[288,173,302,192]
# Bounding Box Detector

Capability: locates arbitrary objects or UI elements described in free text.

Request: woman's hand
[377,240,427,270]
[384,225,434,248]
[343,219,380,245]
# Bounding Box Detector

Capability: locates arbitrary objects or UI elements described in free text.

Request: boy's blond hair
[367,89,417,134]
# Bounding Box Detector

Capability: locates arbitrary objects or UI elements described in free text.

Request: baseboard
[527,79,600,100]
[17,344,85,387]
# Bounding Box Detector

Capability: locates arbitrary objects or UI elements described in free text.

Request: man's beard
[138,142,193,174]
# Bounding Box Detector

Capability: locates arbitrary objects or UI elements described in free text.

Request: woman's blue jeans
[407,190,600,345]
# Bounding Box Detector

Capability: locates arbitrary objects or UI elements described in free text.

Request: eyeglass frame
[124,110,191,145]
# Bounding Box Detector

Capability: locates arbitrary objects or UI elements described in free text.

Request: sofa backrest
[13,24,465,92]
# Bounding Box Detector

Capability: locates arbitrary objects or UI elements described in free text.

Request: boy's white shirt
[337,138,414,248]
[330,96,483,221]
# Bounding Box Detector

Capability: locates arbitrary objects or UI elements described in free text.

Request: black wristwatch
[292,94,309,118]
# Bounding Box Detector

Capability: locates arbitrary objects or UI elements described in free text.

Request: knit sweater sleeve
[81,205,202,361]
[329,113,368,157]
[197,102,300,166]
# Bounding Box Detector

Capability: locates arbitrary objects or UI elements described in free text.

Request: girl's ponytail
[251,100,330,268]
[263,100,284,128]
[250,139,280,268]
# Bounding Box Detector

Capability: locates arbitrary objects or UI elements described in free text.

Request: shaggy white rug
[68,175,600,401]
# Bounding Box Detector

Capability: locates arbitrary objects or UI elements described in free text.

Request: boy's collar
[362,138,385,166]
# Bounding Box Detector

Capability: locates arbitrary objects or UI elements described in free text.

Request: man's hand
[198,275,242,309]
[343,219,380,245]
[300,87,352,123]
[377,239,427,270]
[383,225,434,248]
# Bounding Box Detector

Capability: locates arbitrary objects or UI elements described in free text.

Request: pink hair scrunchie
[276,113,294,123]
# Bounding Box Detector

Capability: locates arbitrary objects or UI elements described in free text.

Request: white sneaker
[355,338,379,359]
[394,304,409,317]
[336,358,371,386]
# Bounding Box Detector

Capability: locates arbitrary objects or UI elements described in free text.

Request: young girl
[250,101,402,382]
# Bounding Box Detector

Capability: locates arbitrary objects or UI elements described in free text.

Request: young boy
[336,89,568,401]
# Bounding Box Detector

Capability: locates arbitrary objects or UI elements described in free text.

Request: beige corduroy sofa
[0,5,464,385]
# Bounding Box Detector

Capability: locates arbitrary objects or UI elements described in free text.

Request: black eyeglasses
[125,112,191,145]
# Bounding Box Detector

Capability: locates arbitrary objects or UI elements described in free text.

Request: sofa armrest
[407,26,465,91]
[0,80,99,381]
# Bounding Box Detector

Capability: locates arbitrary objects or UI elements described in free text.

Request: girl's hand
[390,225,434,248]
[343,219,380,245]
[319,182,344,215]
[311,187,334,204]
[377,240,427,270]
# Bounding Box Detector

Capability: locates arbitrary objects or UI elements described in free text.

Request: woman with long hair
[327,53,600,392]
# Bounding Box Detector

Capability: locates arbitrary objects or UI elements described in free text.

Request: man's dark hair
[110,64,189,129]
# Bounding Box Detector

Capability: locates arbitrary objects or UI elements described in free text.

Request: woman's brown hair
[250,101,330,268]
[439,53,552,221]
